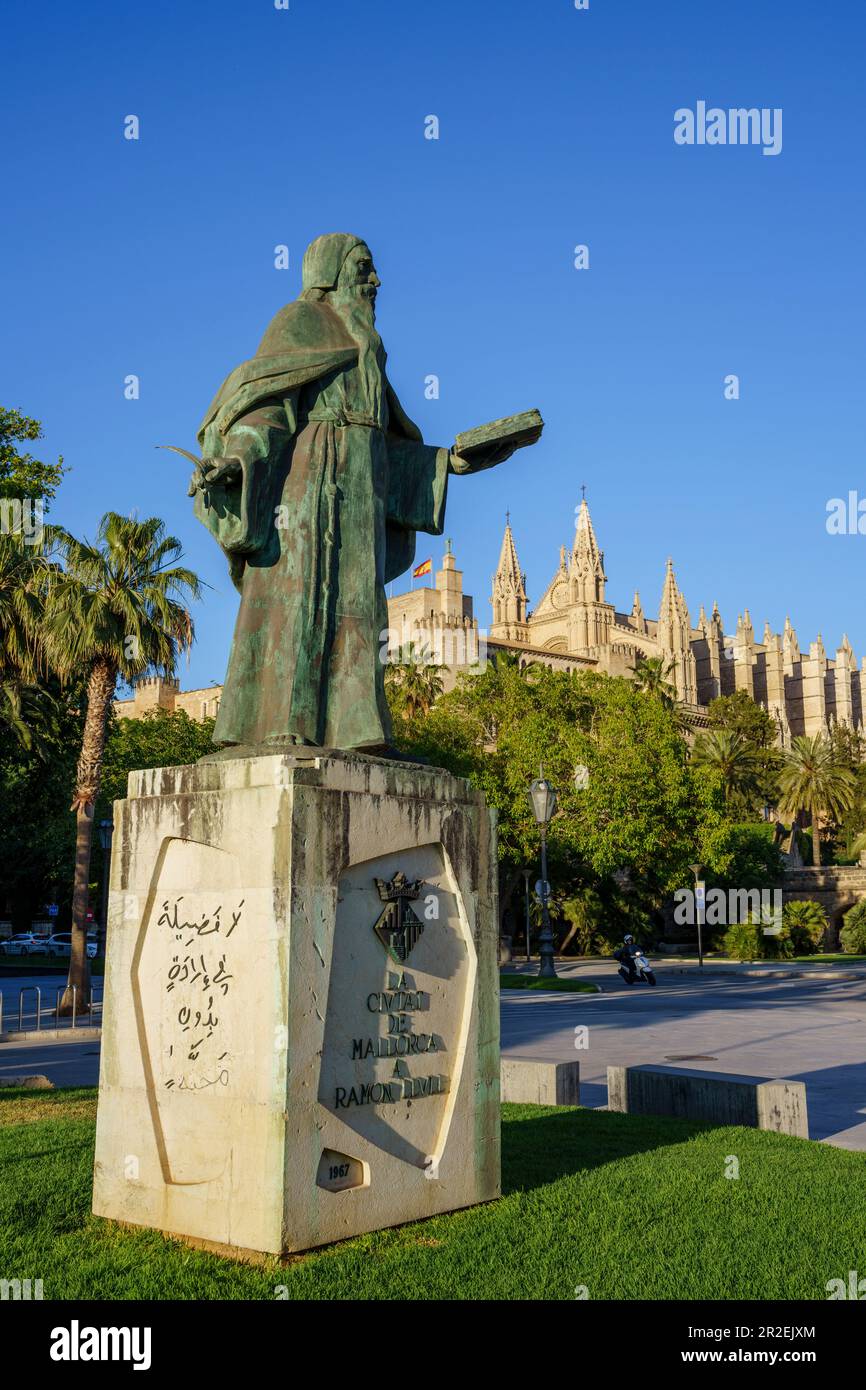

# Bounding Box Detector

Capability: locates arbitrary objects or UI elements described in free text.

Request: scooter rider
[614,933,638,983]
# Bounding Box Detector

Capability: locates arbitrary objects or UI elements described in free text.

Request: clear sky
[3,0,865,689]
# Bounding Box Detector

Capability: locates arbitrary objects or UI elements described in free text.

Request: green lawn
[791,954,866,965]
[499,973,599,992]
[2,1087,865,1300]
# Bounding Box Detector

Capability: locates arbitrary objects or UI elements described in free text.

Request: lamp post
[529,772,558,979]
[97,818,114,958]
[522,868,532,962]
[689,862,705,968]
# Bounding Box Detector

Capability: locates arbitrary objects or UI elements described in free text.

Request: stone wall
[782,866,866,944]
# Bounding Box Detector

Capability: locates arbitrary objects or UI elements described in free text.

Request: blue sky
[3,0,865,689]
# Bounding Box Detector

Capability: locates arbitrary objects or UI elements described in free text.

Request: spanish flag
[412,557,432,579]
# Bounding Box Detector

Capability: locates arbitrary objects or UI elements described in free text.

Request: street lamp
[97,818,114,957]
[689,862,705,968]
[529,772,558,979]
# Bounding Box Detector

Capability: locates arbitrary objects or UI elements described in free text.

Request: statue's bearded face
[334,244,380,319]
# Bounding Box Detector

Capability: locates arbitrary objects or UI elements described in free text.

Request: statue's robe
[195,299,449,749]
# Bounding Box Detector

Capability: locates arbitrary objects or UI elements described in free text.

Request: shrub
[840,900,866,955]
[782,900,828,954]
[722,915,793,961]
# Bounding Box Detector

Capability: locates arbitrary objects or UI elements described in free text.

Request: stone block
[606,1064,808,1137]
[501,1057,580,1106]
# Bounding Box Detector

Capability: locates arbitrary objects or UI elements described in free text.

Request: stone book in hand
[453,409,544,462]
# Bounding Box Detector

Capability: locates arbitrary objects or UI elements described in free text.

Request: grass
[2,1087,865,1299]
[499,974,599,992]
[790,954,866,965]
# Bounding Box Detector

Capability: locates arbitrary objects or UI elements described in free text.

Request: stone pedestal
[92,752,500,1256]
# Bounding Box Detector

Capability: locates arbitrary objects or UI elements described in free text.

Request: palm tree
[782,899,828,954]
[42,514,201,1012]
[777,733,856,868]
[384,641,444,722]
[0,532,57,749]
[691,728,758,808]
[631,655,677,709]
[0,531,49,670]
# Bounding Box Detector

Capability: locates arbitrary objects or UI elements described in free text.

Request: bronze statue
[190,233,542,754]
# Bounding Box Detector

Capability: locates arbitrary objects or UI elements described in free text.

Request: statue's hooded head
[302,234,363,293]
[301,234,379,308]
[301,233,384,413]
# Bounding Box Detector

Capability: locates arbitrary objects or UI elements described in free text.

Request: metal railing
[0,983,102,1035]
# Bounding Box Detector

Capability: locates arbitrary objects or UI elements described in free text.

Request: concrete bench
[607,1064,808,1137]
[501,1057,580,1106]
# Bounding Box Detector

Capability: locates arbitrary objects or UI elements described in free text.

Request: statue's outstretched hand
[448,442,516,475]
[187,457,243,496]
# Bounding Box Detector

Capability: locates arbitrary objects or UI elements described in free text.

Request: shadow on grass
[501,1103,714,1193]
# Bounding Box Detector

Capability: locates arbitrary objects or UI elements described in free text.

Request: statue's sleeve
[194,399,296,573]
[385,438,450,534]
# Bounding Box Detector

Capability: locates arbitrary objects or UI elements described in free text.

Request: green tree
[399,660,697,933]
[41,514,201,1012]
[826,724,866,862]
[698,821,784,893]
[99,708,217,809]
[0,406,65,504]
[0,685,82,930]
[777,734,856,868]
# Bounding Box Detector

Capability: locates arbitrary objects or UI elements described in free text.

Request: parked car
[46,932,98,960]
[0,933,50,957]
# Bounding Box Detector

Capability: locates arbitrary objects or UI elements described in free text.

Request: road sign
[46,903,59,918]
[535,879,551,901]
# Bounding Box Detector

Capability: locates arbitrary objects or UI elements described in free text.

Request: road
[0,1036,102,1088]
[502,969,866,1149]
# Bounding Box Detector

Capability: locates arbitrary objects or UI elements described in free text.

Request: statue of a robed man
[190,233,541,754]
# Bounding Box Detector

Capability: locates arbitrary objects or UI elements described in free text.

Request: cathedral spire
[658,557,692,651]
[490,514,527,634]
[631,589,646,634]
[783,615,800,665]
[571,498,606,602]
[494,514,522,591]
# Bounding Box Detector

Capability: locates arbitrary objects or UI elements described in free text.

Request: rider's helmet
[624,934,634,943]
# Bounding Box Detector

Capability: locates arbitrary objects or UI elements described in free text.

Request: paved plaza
[502,965,866,1149]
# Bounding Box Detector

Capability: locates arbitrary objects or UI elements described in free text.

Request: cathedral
[386,498,866,743]
[116,498,866,745]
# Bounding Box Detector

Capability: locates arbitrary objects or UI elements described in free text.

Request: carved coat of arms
[372,871,425,963]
